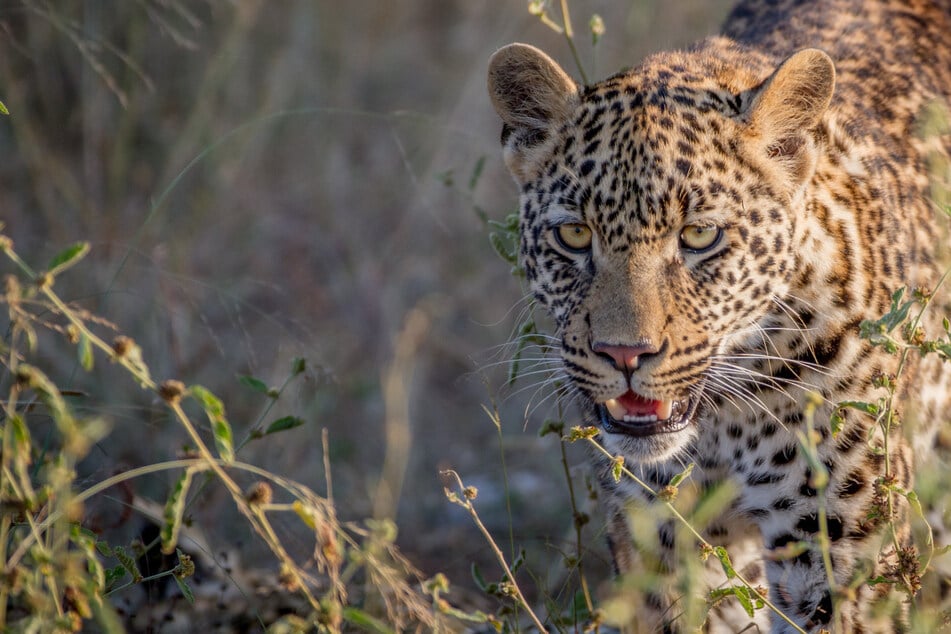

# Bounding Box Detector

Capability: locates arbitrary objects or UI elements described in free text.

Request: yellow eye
[679,225,722,252]
[555,223,593,252]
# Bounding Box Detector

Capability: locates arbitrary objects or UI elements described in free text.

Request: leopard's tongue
[604,390,673,420]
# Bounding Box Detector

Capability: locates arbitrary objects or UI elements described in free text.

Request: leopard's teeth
[604,398,627,421]
[657,399,673,421]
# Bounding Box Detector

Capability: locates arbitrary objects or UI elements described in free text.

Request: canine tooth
[605,398,627,420]
[657,399,673,420]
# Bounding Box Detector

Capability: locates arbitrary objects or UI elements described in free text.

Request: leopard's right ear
[488,44,579,183]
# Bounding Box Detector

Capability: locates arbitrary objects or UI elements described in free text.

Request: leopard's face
[489,42,834,462]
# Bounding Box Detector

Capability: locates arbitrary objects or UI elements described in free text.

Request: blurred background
[0,0,734,619]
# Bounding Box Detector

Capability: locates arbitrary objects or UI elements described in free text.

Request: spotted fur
[488,1,951,631]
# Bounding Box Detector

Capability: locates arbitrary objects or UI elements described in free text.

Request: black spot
[773,497,796,510]
[799,481,817,497]
[707,524,728,538]
[795,514,844,541]
[837,471,866,497]
[749,236,767,257]
[747,471,785,486]
[771,445,797,466]
[583,123,604,143]
[579,159,596,176]
[809,590,833,624]
[675,158,692,176]
[676,141,696,157]
[658,525,675,550]
[835,420,865,452]
[646,591,665,610]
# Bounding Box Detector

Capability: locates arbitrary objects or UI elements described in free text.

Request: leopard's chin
[594,393,698,437]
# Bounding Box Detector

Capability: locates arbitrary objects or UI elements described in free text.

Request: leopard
[487,0,951,631]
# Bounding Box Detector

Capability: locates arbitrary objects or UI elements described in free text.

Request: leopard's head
[488,41,834,462]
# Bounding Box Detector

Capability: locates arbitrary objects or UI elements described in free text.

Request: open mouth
[596,390,696,437]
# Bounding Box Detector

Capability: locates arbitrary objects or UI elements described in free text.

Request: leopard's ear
[488,43,579,183]
[740,48,835,187]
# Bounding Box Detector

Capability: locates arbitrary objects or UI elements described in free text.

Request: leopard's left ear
[488,43,579,183]
[740,48,835,187]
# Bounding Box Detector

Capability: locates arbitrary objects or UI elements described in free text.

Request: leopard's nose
[592,341,660,373]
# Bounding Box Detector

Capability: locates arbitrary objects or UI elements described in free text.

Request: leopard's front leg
[600,458,770,633]
[753,434,916,633]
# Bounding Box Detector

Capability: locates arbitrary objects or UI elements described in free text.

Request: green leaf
[9,414,31,463]
[189,385,234,462]
[471,562,488,591]
[0,99,8,115]
[904,489,926,522]
[114,546,142,583]
[212,417,234,461]
[829,410,844,439]
[160,468,194,554]
[511,548,526,573]
[570,588,593,620]
[468,156,486,191]
[189,384,224,417]
[173,575,195,605]
[489,231,518,267]
[104,564,127,588]
[48,241,90,276]
[487,212,519,233]
[538,419,564,437]
[837,400,879,417]
[291,356,306,375]
[733,586,755,617]
[669,463,695,487]
[342,607,395,634]
[714,546,736,579]
[265,415,304,435]
[238,374,269,394]
[858,287,917,348]
[70,525,106,589]
[79,332,94,371]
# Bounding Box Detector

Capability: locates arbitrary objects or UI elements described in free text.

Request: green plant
[0,229,499,632]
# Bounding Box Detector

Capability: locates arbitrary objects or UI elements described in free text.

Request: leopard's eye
[554,223,593,252]
[679,225,722,252]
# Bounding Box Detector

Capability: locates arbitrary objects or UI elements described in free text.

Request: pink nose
[592,341,659,372]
